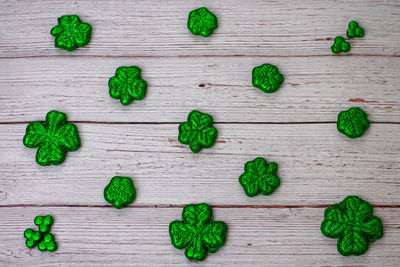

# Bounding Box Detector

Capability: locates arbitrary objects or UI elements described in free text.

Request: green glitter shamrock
[252,64,284,93]
[24,229,42,248]
[109,66,147,106]
[187,7,218,37]
[239,157,280,197]
[331,36,351,54]
[34,215,54,233]
[104,176,136,209]
[23,110,81,166]
[38,233,58,252]
[321,196,383,256]
[169,203,228,261]
[178,110,218,153]
[347,21,365,38]
[50,15,92,51]
[337,107,370,138]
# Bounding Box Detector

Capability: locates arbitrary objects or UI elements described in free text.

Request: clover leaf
[169,203,228,261]
[109,66,147,106]
[337,107,370,138]
[104,176,136,209]
[321,196,383,256]
[187,7,218,37]
[347,21,365,38]
[50,15,92,51]
[239,157,280,197]
[34,215,54,233]
[252,64,284,93]
[178,110,218,153]
[38,233,58,252]
[24,228,42,248]
[23,110,81,166]
[331,36,351,54]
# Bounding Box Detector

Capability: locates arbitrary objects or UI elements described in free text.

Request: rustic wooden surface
[0,0,399,266]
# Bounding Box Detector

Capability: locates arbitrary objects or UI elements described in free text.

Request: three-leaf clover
[23,110,81,166]
[187,7,218,37]
[337,107,370,138]
[331,36,351,54]
[24,215,57,252]
[50,15,92,51]
[169,203,228,261]
[109,66,147,106]
[24,228,42,248]
[104,176,136,209]
[347,21,365,38]
[34,215,54,233]
[321,196,383,256]
[178,110,218,153]
[252,64,284,93]
[239,157,280,197]
[38,233,58,252]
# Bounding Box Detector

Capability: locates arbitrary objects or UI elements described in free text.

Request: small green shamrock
[337,107,370,138]
[321,196,383,256]
[24,228,42,248]
[50,15,92,51]
[331,36,351,54]
[34,215,54,233]
[169,203,228,261]
[347,21,365,38]
[109,66,147,106]
[104,176,136,209]
[23,110,81,166]
[239,157,280,197]
[38,233,58,252]
[187,7,218,37]
[252,64,284,93]
[178,110,218,153]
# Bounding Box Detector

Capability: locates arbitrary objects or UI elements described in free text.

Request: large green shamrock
[23,110,81,166]
[321,196,383,256]
[104,176,136,209]
[169,203,228,261]
[239,157,280,197]
[50,15,92,51]
[252,64,284,93]
[337,107,370,138]
[187,7,218,37]
[109,66,147,106]
[178,110,218,153]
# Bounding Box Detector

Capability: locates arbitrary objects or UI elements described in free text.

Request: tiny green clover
[23,110,81,166]
[169,203,228,261]
[239,157,280,197]
[178,110,218,153]
[347,21,365,38]
[331,36,351,54]
[24,228,42,248]
[50,15,92,51]
[337,107,370,138]
[104,176,136,209]
[34,215,54,233]
[187,7,218,37]
[321,196,383,256]
[109,66,147,106]
[252,64,284,93]
[38,233,58,252]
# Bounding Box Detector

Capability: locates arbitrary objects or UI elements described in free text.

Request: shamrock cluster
[24,215,57,252]
[331,21,365,54]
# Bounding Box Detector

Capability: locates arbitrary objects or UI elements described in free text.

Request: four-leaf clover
[169,203,228,261]
[23,110,81,166]
[104,176,136,209]
[337,107,370,138]
[50,15,92,51]
[252,64,284,93]
[178,110,218,153]
[321,196,383,256]
[187,7,218,37]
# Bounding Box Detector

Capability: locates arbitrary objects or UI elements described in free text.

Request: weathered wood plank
[0,0,399,58]
[0,206,398,266]
[0,56,398,123]
[1,123,398,206]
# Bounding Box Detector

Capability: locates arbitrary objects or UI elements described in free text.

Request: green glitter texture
[50,15,92,51]
[109,66,147,106]
[337,107,370,138]
[24,215,57,252]
[178,110,218,153]
[252,64,284,93]
[38,233,58,252]
[104,176,136,209]
[169,203,228,261]
[239,157,280,197]
[331,36,351,54]
[23,110,81,166]
[34,215,54,233]
[347,21,365,38]
[321,196,383,256]
[187,7,218,37]
[24,228,42,248]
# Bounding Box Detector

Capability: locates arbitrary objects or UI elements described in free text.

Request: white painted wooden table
[0,0,399,266]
